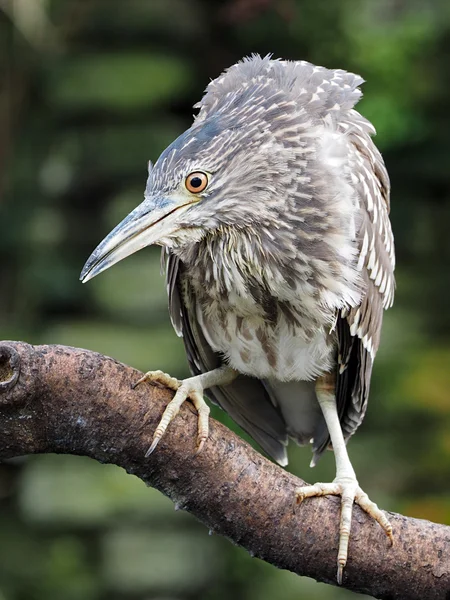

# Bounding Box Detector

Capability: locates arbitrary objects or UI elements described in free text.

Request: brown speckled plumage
[81,54,395,467]
[80,55,396,580]
[157,56,395,465]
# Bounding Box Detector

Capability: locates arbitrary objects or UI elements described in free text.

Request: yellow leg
[296,374,393,584]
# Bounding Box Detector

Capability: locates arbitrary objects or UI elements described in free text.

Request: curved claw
[145,438,160,457]
[134,370,180,391]
[295,479,393,584]
[135,370,210,457]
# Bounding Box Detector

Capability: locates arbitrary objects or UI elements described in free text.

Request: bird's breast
[196,299,334,382]
[182,234,340,382]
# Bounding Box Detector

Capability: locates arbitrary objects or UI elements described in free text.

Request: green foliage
[47,53,192,112]
[1,0,450,598]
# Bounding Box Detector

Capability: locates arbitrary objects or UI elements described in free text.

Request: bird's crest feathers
[195,54,365,126]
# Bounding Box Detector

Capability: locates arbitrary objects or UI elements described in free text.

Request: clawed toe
[296,479,392,584]
[133,369,180,391]
[133,370,211,456]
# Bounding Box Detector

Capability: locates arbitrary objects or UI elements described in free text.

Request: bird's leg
[296,372,393,584]
[134,366,238,456]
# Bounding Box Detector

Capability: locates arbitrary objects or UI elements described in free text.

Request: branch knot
[0,344,21,395]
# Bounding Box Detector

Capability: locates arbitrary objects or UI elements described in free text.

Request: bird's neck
[174,225,265,292]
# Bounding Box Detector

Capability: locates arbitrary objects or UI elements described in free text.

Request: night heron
[80,55,395,582]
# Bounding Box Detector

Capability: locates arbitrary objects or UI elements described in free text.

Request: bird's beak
[80,196,190,283]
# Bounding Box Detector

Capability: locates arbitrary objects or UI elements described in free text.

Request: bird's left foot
[133,366,237,457]
[133,370,210,456]
[296,477,393,584]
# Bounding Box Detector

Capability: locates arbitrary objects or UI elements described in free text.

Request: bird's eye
[185,171,208,194]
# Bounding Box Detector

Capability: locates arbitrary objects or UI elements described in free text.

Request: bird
[80,54,395,583]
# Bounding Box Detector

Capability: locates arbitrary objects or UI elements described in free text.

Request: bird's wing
[164,250,289,466]
[313,113,395,460]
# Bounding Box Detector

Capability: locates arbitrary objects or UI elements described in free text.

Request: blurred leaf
[248,564,371,600]
[400,347,450,413]
[401,496,450,523]
[76,119,185,174]
[40,537,99,600]
[3,0,450,598]
[90,247,168,319]
[41,319,189,375]
[346,13,435,147]
[47,54,192,111]
[81,0,204,38]
[19,456,182,526]
[102,528,220,593]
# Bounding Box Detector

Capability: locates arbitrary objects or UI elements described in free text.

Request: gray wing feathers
[313,110,395,461]
[209,378,289,465]
[340,110,394,432]
[165,248,183,337]
[165,251,289,465]
[166,58,395,466]
[268,379,322,447]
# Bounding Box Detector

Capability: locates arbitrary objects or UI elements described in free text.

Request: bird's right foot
[296,477,393,584]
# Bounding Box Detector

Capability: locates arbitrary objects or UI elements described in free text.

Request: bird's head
[80,91,298,284]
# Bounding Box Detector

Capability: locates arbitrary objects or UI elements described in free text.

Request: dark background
[1,1,449,599]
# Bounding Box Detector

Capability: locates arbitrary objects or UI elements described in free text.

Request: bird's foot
[133,370,210,457]
[296,477,393,584]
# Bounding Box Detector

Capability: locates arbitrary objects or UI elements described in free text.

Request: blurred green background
[1,0,450,598]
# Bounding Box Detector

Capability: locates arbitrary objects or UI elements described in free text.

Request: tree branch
[0,341,448,599]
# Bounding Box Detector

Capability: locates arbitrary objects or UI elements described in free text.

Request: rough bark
[0,341,448,599]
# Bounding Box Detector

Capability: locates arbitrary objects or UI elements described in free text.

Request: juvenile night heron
[80,55,395,582]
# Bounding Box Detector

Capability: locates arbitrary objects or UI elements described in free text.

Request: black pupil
[190,176,203,189]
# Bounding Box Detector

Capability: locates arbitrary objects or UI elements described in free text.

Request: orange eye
[185,171,208,194]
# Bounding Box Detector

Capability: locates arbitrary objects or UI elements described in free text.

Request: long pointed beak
[80,197,189,283]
